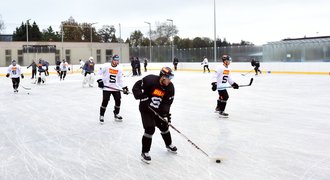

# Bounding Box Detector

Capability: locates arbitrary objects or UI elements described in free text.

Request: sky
[1,0,329,45]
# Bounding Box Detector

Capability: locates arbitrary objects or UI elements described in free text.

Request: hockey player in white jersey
[6,60,24,93]
[97,55,129,123]
[211,55,239,117]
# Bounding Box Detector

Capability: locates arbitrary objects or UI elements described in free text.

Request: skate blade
[114,118,123,122]
[141,158,151,164]
[167,149,178,154]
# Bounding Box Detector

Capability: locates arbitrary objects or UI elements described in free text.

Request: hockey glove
[97,79,104,88]
[232,82,239,89]
[211,82,217,91]
[122,86,129,95]
[21,74,24,79]
[68,67,71,71]
[162,113,172,124]
[6,73,10,78]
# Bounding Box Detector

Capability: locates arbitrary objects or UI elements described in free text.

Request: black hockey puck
[216,159,221,163]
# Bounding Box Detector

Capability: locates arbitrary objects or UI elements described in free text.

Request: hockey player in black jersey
[132,67,177,163]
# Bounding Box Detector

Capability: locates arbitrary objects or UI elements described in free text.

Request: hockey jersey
[132,74,174,115]
[211,64,234,90]
[7,64,22,78]
[99,63,125,91]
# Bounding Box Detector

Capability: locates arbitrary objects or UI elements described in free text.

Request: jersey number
[150,97,162,108]
[109,75,116,83]
[222,75,228,83]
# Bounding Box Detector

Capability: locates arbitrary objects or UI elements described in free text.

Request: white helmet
[89,56,94,61]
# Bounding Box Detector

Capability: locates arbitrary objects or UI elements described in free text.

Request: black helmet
[222,55,231,62]
[112,54,120,61]
[159,67,174,79]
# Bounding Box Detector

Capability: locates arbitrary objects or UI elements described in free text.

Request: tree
[98,25,117,42]
[61,17,84,42]
[0,15,5,33]
[153,21,178,45]
[29,21,42,41]
[42,26,60,41]
[129,30,144,47]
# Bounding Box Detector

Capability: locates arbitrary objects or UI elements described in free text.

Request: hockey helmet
[159,67,174,79]
[89,56,94,61]
[11,59,17,65]
[222,55,232,62]
[112,54,120,61]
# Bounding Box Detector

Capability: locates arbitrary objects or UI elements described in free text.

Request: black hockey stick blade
[239,78,253,87]
[223,78,253,88]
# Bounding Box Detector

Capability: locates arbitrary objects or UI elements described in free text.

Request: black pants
[217,89,229,112]
[12,77,20,90]
[254,66,262,75]
[100,90,121,116]
[60,71,67,79]
[203,65,210,72]
[140,107,172,153]
[31,69,36,78]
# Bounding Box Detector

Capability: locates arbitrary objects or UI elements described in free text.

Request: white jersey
[99,63,125,91]
[202,58,209,65]
[60,62,69,71]
[7,64,22,78]
[80,61,85,68]
[211,64,234,90]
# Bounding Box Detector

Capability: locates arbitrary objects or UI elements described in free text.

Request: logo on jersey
[11,67,17,71]
[109,68,118,74]
[152,88,165,97]
[223,70,230,75]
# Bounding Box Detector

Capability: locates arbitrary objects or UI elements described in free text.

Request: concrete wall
[0,41,129,66]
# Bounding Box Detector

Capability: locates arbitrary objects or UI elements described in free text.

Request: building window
[106,49,113,62]
[97,49,101,63]
[18,50,24,65]
[65,49,71,64]
[5,50,12,66]
[55,50,60,62]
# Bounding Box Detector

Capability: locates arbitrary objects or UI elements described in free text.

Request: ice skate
[219,111,229,118]
[166,144,177,154]
[114,114,123,122]
[99,116,104,124]
[141,152,151,164]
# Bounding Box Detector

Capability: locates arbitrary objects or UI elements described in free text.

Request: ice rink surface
[1,70,330,180]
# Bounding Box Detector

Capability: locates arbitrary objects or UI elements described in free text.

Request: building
[0,41,129,66]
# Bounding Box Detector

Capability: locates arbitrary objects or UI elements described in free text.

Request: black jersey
[132,74,174,115]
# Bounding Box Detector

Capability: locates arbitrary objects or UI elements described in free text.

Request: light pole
[61,23,64,60]
[166,19,174,62]
[119,23,122,61]
[26,19,31,62]
[90,22,98,57]
[144,21,152,62]
[213,0,217,62]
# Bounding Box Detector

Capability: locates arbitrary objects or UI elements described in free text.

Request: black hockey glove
[232,82,239,89]
[122,86,129,95]
[162,113,171,124]
[97,79,104,88]
[211,82,217,91]
[21,74,24,79]
[6,73,10,78]
[68,67,71,71]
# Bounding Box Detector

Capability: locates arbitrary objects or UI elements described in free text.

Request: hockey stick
[148,106,222,163]
[223,78,253,89]
[21,85,31,90]
[103,85,132,94]
[241,69,254,76]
